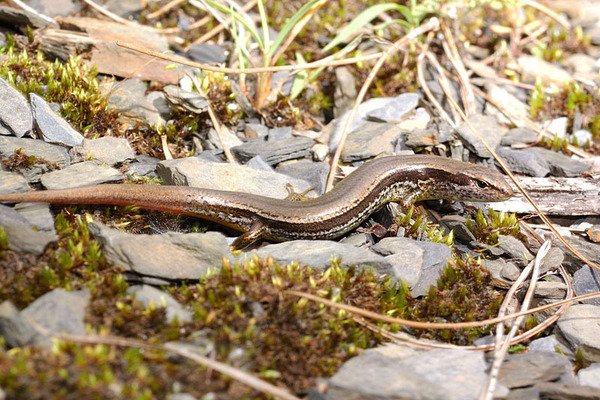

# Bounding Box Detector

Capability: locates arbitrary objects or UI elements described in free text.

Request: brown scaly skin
[0,155,513,248]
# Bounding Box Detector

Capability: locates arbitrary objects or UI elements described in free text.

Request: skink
[0,155,513,248]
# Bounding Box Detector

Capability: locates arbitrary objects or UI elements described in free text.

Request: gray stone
[497,235,533,264]
[27,0,80,17]
[557,304,600,362]
[528,335,572,356]
[574,265,600,306]
[312,143,329,161]
[534,281,567,299]
[22,288,90,346]
[163,85,208,114]
[573,129,593,145]
[0,136,70,182]
[89,222,230,280]
[71,137,135,166]
[40,161,124,190]
[333,67,357,117]
[187,43,227,64]
[128,285,192,323]
[107,79,165,126]
[252,241,394,275]
[231,136,313,165]
[146,91,172,118]
[0,77,33,137]
[564,54,599,75]
[535,382,600,399]
[379,244,424,288]
[244,123,269,138]
[327,346,507,400]
[0,205,57,255]
[530,147,590,177]
[30,93,84,147]
[482,258,510,284]
[518,55,572,85]
[14,203,56,234]
[484,83,530,126]
[126,155,159,178]
[0,301,38,347]
[206,127,243,150]
[500,261,521,281]
[405,127,438,148]
[456,114,504,158]
[499,351,572,389]
[341,121,403,162]
[440,215,476,243]
[0,171,30,194]
[371,237,452,297]
[579,364,600,389]
[157,157,312,199]
[500,127,539,146]
[268,126,293,141]
[496,146,550,177]
[541,247,565,274]
[245,156,273,172]
[103,0,144,17]
[339,233,373,248]
[506,387,540,400]
[366,93,420,123]
[0,5,58,30]
[276,160,329,195]
[544,117,568,138]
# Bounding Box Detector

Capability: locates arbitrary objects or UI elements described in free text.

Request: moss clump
[1,148,60,172]
[0,39,117,135]
[465,208,523,245]
[396,206,454,246]
[0,227,8,254]
[389,256,503,344]
[0,343,228,399]
[0,212,114,308]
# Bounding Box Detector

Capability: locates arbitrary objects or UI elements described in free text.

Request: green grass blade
[203,0,264,51]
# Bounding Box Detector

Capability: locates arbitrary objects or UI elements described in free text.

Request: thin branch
[117,41,383,73]
[521,0,571,29]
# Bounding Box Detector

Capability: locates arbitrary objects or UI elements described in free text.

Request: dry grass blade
[9,0,55,24]
[416,50,456,128]
[117,41,383,73]
[440,20,476,115]
[206,100,237,163]
[479,241,551,400]
[521,0,571,29]
[81,0,131,24]
[286,288,599,330]
[424,50,462,123]
[449,86,599,271]
[146,0,186,19]
[325,17,441,192]
[24,320,301,400]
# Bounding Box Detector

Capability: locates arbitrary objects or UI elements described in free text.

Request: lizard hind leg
[230,220,267,250]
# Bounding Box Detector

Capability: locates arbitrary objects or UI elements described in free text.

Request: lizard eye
[476,180,489,189]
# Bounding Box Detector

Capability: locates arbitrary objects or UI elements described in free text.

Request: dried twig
[9,0,55,24]
[146,0,186,19]
[521,0,571,29]
[479,241,550,400]
[117,40,383,73]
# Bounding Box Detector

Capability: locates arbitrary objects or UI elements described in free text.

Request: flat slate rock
[496,146,550,177]
[30,93,84,147]
[372,237,452,297]
[366,92,420,123]
[518,55,572,85]
[40,160,124,190]
[573,265,600,306]
[498,352,572,389]
[157,157,312,199]
[106,78,165,126]
[327,346,507,400]
[557,304,600,362]
[71,137,135,166]
[128,285,192,323]
[0,171,30,194]
[0,204,57,255]
[0,301,39,347]
[579,364,600,389]
[230,136,313,165]
[251,240,394,275]
[0,5,58,31]
[0,136,70,182]
[0,77,33,138]
[341,121,404,162]
[371,238,424,288]
[275,160,330,196]
[89,222,230,280]
[530,147,591,177]
[501,127,539,146]
[22,288,90,347]
[534,382,600,400]
[456,114,504,158]
[14,203,56,234]
[187,43,227,64]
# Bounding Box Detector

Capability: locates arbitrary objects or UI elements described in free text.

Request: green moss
[0,227,8,254]
[466,208,523,245]
[397,206,454,246]
[0,40,116,135]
